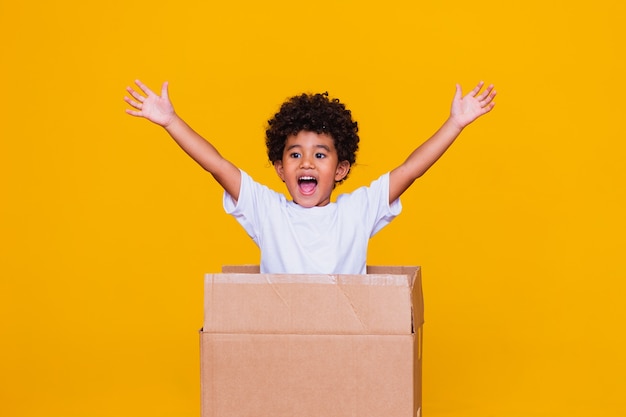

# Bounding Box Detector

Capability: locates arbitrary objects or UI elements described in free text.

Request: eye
[315,153,326,159]
[289,152,301,158]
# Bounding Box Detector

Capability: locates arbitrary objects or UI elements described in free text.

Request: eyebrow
[286,144,331,152]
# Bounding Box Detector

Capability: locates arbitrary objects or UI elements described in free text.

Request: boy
[124,80,496,274]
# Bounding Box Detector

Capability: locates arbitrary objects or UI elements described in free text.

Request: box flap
[204,266,422,335]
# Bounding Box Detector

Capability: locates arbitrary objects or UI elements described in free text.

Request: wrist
[445,116,466,132]
[163,113,181,130]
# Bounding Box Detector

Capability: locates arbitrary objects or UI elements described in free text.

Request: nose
[300,156,315,169]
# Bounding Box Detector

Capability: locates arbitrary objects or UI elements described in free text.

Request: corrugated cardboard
[200,265,423,417]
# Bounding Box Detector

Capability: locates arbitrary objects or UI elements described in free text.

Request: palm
[450,82,496,129]
[141,93,174,125]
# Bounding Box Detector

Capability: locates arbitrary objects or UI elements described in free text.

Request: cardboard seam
[336,278,369,333]
[264,274,290,309]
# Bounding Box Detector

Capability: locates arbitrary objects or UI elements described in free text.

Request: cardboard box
[201,265,423,417]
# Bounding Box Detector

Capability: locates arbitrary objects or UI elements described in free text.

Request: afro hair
[265,92,359,183]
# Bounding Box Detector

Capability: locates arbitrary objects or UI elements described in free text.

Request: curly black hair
[266,92,359,183]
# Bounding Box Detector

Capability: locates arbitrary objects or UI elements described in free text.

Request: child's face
[274,131,350,208]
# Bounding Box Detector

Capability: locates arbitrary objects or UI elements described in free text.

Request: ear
[334,160,351,182]
[273,160,285,182]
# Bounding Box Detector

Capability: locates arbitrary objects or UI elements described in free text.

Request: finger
[126,86,145,103]
[134,79,154,96]
[125,108,143,117]
[123,95,142,110]
[481,97,496,112]
[480,89,497,107]
[466,81,485,98]
[161,81,169,100]
[453,83,463,101]
[477,84,495,101]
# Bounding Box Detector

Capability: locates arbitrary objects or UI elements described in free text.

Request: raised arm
[124,80,241,200]
[388,81,496,203]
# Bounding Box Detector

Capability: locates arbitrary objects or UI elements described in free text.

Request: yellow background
[1,0,624,416]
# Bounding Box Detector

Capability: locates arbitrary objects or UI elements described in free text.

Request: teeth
[299,176,317,182]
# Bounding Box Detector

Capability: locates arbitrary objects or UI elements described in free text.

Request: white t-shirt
[223,170,402,274]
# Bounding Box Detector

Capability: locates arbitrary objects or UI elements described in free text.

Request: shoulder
[240,170,283,197]
[336,172,391,202]
[225,169,288,214]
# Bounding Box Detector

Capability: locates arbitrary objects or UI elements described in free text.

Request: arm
[124,80,241,200]
[388,81,496,203]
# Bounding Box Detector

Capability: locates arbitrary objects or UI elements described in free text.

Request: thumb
[453,83,462,101]
[161,81,170,100]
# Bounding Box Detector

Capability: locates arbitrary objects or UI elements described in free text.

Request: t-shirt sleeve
[223,169,260,241]
[223,169,285,244]
[368,172,402,236]
[337,172,402,238]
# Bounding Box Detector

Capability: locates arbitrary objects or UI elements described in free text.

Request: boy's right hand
[125,80,176,127]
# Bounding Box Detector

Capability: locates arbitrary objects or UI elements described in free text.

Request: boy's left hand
[450,81,496,129]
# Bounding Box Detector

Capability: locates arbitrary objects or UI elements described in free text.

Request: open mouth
[298,176,318,195]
